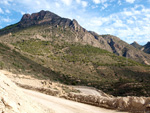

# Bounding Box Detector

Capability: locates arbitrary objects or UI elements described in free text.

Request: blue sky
[0,0,150,45]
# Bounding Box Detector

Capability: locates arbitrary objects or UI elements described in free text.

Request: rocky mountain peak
[19,10,85,32]
[132,41,139,45]
[20,10,61,27]
[70,19,82,31]
[21,10,57,21]
[131,41,142,49]
[0,10,86,36]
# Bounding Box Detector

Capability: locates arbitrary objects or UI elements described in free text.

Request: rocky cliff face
[0,72,52,113]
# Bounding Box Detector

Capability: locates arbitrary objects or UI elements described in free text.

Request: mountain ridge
[130,41,150,55]
[0,10,150,65]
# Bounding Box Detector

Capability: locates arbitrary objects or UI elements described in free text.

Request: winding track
[23,89,128,113]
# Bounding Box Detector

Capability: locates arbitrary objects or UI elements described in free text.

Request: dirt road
[73,86,110,97]
[23,89,128,113]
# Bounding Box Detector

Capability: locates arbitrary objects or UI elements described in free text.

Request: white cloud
[36,1,40,5]
[112,20,127,28]
[2,18,12,22]
[55,2,60,8]
[5,9,10,13]
[123,11,133,16]
[14,0,51,13]
[20,11,25,15]
[90,19,103,26]
[75,0,88,8]
[127,20,134,24]
[0,0,13,5]
[0,8,4,14]
[101,3,109,10]
[126,0,135,3]
[81,1,88,7]
[104,27,115,35]
[76,0,81,4]
[118,0,121,5]
[100,0,107,3]
[93,0,107,4]
[93,0,100,4]
[61,0,72,6]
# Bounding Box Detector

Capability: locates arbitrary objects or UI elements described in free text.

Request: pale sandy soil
[23,89,128,113]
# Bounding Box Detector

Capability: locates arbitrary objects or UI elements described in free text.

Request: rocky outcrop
[0,72,52,113]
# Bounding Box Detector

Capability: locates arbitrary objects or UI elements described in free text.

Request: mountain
[1,10,150,96]
[131,41,142,50]
[131,41,150,55]
[143,42,150,54]
[1,10,150,65]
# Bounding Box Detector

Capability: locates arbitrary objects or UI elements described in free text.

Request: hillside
[0,10,150,96]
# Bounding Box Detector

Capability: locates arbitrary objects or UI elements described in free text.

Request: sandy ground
[23,89,128,113]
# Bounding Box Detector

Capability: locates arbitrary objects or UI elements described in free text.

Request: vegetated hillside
[0,10,150,96]
[1,38,150,97]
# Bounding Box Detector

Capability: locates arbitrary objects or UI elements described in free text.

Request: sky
[0,0,150,45]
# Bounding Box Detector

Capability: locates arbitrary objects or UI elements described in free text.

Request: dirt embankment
[0,72,53,113]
